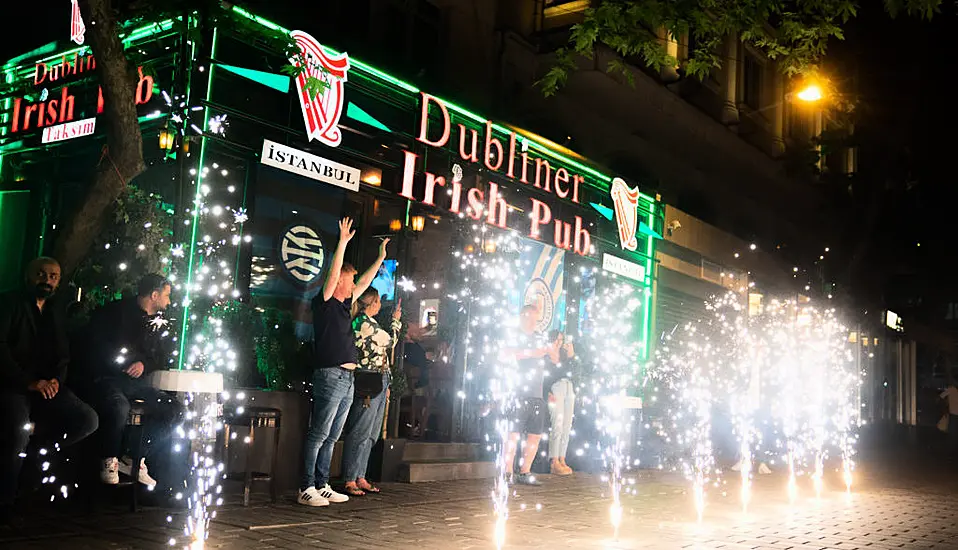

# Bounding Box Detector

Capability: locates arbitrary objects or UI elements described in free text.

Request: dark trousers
[0,387,99,506]
[85,377,180,462]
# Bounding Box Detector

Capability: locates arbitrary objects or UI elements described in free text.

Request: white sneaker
[758,462,772,475]
[297,486,330,507]
[117,457,158,488]
[317,484,349,503]
[100,458,119,485]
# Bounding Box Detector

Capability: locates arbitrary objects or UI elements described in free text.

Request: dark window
[742,53,762,110]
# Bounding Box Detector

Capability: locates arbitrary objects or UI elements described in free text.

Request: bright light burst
[649,291,861,519]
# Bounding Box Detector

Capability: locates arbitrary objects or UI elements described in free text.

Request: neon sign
[8,55,154,135]
[70,0,85,46]
[610,177,640,251]
[289,30,350,147]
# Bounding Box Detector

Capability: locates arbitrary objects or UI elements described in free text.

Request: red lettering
[529,198,552,239]
[59,87,74,122]
[520,151,530,184]
[399,150,418,200]
[483,121,503,171]
[485,182,508,228]
[11,98,21,132]
[466,188,484,220]
[135,67,154,105]
[554,168,570,199]
[97,86,103,114]
[417,93,450,147]
[534,158,552,192]
[506,132,516,178]
[449,176,464,214]
[23,104,38,130]
[458,124,478,163]
[46,100,59,125]
[572,174,583,204]
[573,216,591,256]
[554,220,572,250]
[423,173,445,206]
[34,63,47,86]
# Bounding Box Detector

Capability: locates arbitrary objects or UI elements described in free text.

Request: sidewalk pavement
[3,424,958,549]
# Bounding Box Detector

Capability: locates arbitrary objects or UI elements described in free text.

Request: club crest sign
[610,177,640,251]
[289,30,350,147]
[524,278,555,333]
[280,223,326,285]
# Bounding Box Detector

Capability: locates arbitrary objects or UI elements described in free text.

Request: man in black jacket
[0,257,98,514]
[77,274,177,488]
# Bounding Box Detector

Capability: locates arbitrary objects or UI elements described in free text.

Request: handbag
[938,414,949,433]
[354,369,384,404]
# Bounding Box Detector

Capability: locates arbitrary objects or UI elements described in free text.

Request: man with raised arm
[298,217,390,507]
[501,304,560,486]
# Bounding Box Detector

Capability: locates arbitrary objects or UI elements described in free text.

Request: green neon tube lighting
[2,19,176,72]
[177,26,218,370]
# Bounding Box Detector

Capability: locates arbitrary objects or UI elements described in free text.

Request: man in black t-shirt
[501,305,559,486]
[298,217,389,507]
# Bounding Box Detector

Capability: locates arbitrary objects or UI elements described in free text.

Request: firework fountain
[649,292,860,520]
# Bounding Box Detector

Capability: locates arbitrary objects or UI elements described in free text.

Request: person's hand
[378,237,390,259]
[28,379,59,400]
[393,297,402,320]
[124,361,145,378]
[386,387,391,400]
[338,217,356,243]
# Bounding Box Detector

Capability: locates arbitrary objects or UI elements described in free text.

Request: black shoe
[514,473,542,486]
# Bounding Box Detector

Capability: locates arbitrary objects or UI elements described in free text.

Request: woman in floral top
[341,288,401,496]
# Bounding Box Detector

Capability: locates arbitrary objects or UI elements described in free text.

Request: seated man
[76,274,178,488]
[0,257,98,517]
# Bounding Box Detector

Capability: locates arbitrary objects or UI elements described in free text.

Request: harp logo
[610,177,640,251]
[70,0,85,45]
[289,30,350,147]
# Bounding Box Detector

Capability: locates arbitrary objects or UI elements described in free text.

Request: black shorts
[511,397,547,435]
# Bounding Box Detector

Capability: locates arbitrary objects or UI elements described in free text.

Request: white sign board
[42,117,96,144]
[602,253,646,282]
[261,139,360,192]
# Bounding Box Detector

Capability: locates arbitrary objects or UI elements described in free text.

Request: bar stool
[126,399,149,512]
[223,406,281,506]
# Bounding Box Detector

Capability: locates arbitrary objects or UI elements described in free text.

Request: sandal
[357,480,380,493]
[344,483,365,496]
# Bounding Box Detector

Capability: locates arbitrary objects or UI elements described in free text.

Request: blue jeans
[548,379,575,459]
[342,372,389,481]
[301,367,354,489]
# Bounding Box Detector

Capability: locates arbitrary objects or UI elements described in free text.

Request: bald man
[0,257,98,518]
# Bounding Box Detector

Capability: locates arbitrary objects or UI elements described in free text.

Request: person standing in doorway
[501,305,560,486]
[341,291,402,496]
[298,217,390,507]
[545,330,576,476]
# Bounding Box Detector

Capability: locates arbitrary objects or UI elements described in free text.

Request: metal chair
[223,406,282,506]
[126,399,148,512]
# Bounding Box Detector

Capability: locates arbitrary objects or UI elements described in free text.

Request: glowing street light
[796,84,824,102]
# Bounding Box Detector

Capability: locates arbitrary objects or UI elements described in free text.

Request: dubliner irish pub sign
[400,94,593,257]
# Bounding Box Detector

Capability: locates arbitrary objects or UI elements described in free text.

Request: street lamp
[796,84,824,103]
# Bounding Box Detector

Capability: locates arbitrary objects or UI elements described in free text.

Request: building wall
[414,0,842,264]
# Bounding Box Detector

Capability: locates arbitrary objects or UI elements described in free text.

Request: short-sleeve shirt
[311,295,357,369]
[515,332,547,399]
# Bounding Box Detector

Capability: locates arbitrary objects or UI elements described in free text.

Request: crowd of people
[1,217,581,518]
